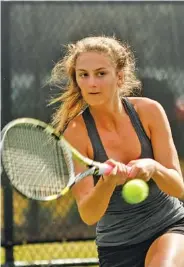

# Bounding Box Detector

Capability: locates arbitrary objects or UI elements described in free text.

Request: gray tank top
[82,97,184,247]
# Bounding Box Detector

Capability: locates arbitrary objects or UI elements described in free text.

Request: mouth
[89,92,100,95]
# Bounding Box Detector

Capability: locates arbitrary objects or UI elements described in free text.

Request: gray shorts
[97,217,184,267]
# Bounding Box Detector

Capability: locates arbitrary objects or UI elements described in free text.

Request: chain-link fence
[1,1,184,266]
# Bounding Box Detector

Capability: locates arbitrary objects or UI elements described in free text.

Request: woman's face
[75,52,122,107]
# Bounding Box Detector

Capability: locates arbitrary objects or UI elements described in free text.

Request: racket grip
[98,164,132,176]
[98,164,114,176]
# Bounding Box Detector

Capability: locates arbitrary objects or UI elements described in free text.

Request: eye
[78,73,88,78]
[97,71,106,77]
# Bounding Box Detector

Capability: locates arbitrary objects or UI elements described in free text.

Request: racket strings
[2,125,72,200]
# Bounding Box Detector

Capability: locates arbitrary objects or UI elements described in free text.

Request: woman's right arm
[72,171,117,225]
[63,117,127,225]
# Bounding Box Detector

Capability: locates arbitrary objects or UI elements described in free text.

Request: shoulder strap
[122,97,151,143]
[82,108,108,162]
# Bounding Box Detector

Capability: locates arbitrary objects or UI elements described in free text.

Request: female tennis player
[50,36,184,267]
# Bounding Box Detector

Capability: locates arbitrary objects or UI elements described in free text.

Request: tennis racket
[1,118,113,201]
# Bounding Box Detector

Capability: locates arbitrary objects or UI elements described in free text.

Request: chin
[86,99,106,107]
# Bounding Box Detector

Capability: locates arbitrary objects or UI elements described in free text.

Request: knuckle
[136,165,141,171]
[106,159,116,167]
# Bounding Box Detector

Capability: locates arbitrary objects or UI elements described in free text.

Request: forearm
[78,177,116,225]
[152,161,184,199]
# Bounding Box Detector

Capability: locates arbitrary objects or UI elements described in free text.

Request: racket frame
[1,118,112,200]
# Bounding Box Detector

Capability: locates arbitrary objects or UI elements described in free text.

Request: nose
[88,76,97,88]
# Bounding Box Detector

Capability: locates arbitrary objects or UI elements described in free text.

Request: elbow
[178,186,184,201]
[167,185,184,200]
[77,199,100,225]
[78,203,99,225]
[82,218,97,226]
[79,211,98,226]
[177,179,184,200]
[171,191,184,200]
[76,196,105,225]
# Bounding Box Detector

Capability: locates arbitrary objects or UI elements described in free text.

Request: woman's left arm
[128,98,184,200]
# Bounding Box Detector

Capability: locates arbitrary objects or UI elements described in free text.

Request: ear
[117,70,124,87]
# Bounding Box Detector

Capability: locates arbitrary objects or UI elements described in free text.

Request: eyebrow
[76,67,107,72]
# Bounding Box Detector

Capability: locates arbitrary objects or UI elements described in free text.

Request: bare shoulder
[64,113,85,135]
[127,97,169,139]
[63,113,89,155]
[128,97,166,123]
[129,97,163,111]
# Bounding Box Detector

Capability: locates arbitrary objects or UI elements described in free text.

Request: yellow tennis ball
[122,179,149,204]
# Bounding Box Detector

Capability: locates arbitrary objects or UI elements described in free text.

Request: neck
[89,98,126,130]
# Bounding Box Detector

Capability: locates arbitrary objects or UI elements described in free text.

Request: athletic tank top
[82,97,184,246]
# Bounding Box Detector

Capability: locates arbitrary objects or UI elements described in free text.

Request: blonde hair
[49,36,141,132]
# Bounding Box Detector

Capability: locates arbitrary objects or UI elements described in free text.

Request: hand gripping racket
[1,118,113,201]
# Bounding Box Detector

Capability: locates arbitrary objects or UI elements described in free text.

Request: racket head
[1,118,76,201]
[1,118,113,201]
